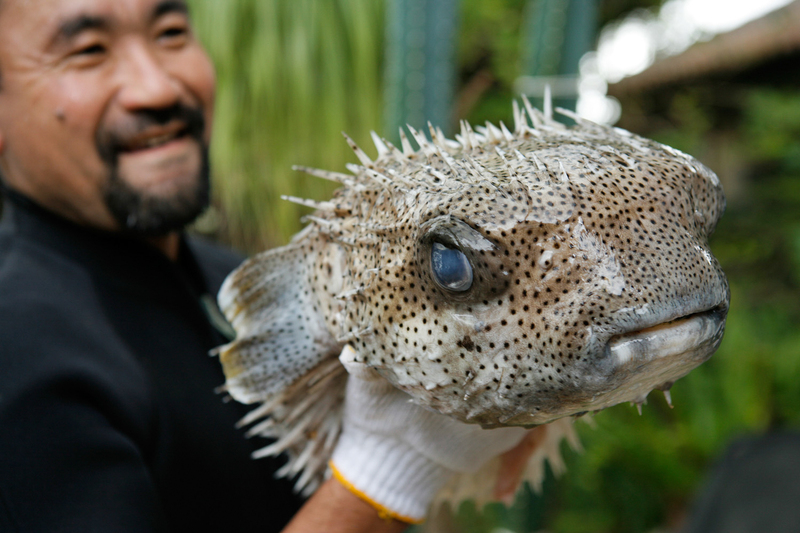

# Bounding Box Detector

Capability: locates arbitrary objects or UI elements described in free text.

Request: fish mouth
[607,304,727,369]
[581,304,728,412]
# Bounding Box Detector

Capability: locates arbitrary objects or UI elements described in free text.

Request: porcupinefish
[216,99,729,497]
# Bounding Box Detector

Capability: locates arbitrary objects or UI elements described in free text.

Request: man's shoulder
[0,230,122,364]
[0,230,152,408]
[0,228,96,310]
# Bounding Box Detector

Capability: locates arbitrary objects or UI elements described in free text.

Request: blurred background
[186,1,800,531]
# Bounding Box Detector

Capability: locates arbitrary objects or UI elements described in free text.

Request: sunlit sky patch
[576,0,795,124]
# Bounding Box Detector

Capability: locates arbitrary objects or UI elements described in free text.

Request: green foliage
[457,0,528,127]
[742,89,800,173]
[188,0,384,251]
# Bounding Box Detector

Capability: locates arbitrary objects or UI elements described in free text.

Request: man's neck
[145,232,181,262]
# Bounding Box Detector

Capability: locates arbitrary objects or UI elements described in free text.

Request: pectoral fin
[217,242,346,493]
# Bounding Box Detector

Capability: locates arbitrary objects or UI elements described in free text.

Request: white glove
[330,345,528,523]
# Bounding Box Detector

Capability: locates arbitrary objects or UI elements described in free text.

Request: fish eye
[431,242,473,292]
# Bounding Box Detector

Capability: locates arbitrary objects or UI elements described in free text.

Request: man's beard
[96,104,211,237]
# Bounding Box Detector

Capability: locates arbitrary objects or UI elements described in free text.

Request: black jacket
[0,192,302,532]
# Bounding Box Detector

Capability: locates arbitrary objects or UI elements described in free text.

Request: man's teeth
[126,131,181,151]
[143,132,178,148]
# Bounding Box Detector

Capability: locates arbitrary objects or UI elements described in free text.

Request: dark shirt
[0,192,302,532]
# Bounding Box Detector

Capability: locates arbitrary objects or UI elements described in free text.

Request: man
[0,1,529,531]
[0,0,308,530]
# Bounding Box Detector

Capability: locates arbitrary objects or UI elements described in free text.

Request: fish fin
[430,418,578,510]
[217,243,346,494]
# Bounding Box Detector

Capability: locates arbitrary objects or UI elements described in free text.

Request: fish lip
[603,302,727,372]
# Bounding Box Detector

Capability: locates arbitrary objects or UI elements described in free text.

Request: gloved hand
[330,345,528,524]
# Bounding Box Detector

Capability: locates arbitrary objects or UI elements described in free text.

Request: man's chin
[103,148,211,236]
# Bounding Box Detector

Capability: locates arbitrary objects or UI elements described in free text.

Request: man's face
[0,0,216,235]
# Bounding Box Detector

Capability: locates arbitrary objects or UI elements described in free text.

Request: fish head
[341,117,729,428]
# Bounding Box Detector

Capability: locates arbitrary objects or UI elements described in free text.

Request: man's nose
[116,44,183,110]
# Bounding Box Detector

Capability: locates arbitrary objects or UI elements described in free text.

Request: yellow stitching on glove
[329,462,423,525]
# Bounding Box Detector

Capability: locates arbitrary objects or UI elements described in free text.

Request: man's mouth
[118,122,190,153]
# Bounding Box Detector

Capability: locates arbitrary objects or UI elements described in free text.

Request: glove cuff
[330,426,452,523]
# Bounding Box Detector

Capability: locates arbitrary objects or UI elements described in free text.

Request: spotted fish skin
[217,101,729,493]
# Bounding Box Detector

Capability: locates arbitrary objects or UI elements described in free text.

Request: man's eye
[159,25,189,44]
[162,26,186,37]
[74,44,106,56]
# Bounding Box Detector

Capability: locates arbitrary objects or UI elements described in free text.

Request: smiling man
[0,0,307,531]
[0,0,213,254]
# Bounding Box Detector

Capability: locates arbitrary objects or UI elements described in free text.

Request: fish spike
[521,94,543,128]
[543,84,553,122]
[292,165,354,186]
[236,401,273,428]
[439,148,462,175]
[364,168,393,186]
[531,153,547,173]
[633,393,649,416]
[367,167,408,190]
[466,121,487,146]
[499,121,514,142]
[281,195,336,212]
[336,326,374,343]
[381,137,405,159]
[442,136,462,151]
[557,160,570,183]
[435,125,457,149]
[345,162,362,176]
[512,99,525,134]
[332,235,359,247]
[357,222,398,235]
[342,132,374,168]
[427,121,436,137]
[485,121,504,143]
[455,158,476,184]
[407,124,434,156]
[464,155,490,181]
[457,120,472,150]
[383,168,415,188]
[427,121,448,149]
[422,165,450,184]
[477,124,493,143]
[529,105,548,128]
[663,389,673,408]
[398,127,416,157]
[495,147,517,178]
[335,286,366,301]
[304,215,335,228]
[370,131,390,158]
[554,106,595,128]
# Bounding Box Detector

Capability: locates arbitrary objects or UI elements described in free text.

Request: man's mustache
[95,104,206,163]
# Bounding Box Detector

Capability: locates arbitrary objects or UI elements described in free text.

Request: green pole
[383,0,460,143]
[519,0,599,116]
